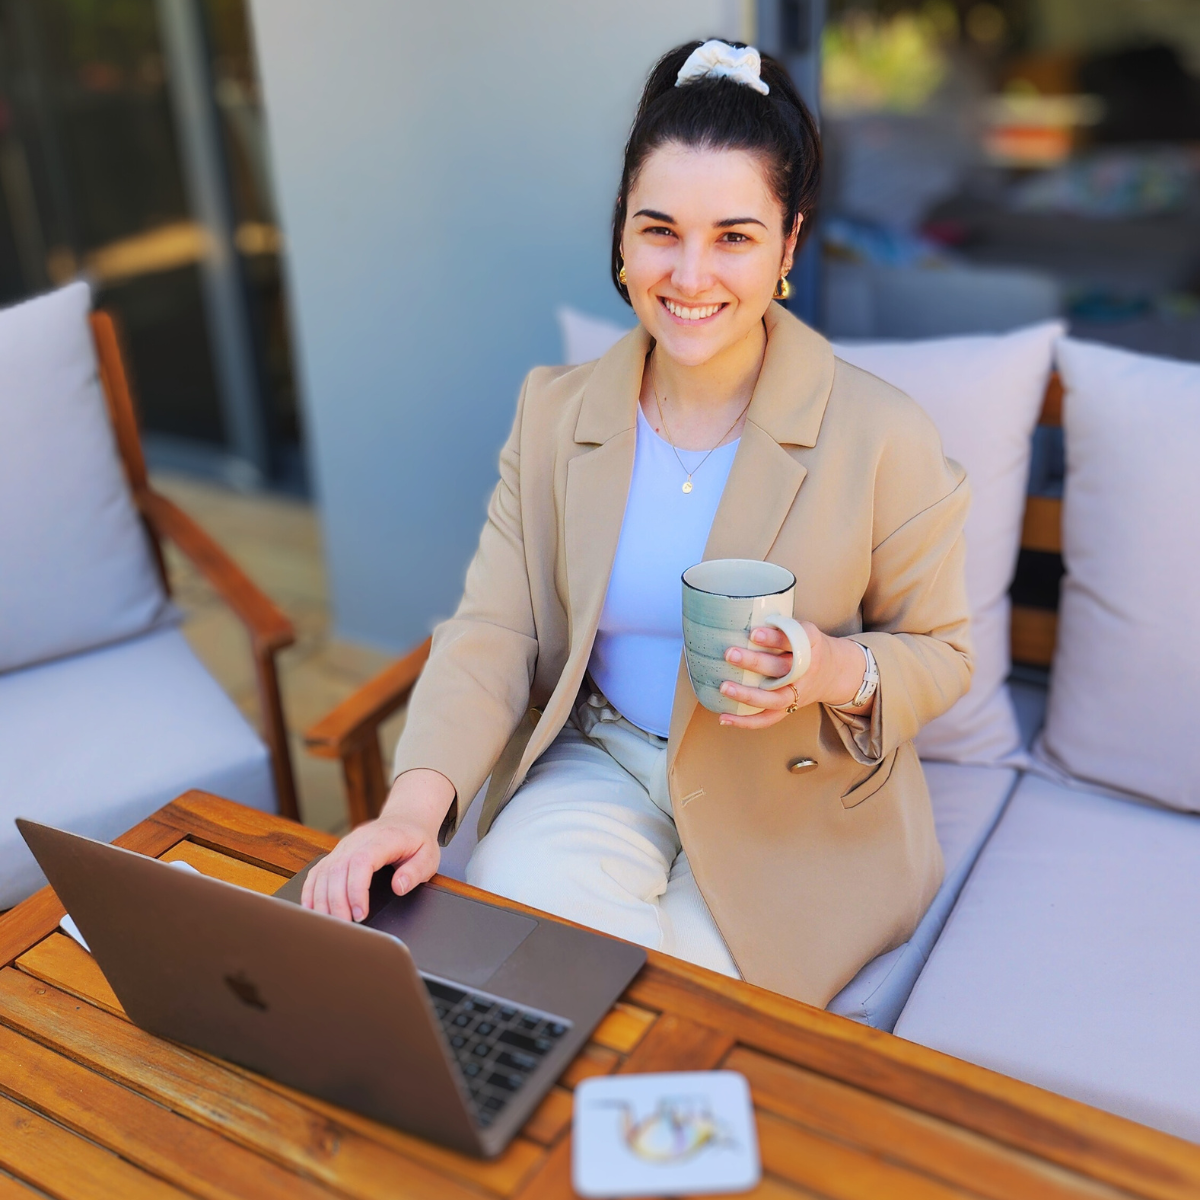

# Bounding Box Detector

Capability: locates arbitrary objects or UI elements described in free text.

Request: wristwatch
[833,642,879,711]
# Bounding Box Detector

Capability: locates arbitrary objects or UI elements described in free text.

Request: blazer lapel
[564,431,637,654]
[667,306,836,749]
[513,327,647,782]
[564,325,651,652]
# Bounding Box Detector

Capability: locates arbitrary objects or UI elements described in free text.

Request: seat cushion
[832,322,1063,766]
[827,761,1017,1029]
[894,774,1200,1142]
[1038,338,1200,813]
[0,628,275,908]
[0,282,170,673]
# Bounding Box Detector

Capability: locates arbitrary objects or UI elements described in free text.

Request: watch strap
[832,642,879,711]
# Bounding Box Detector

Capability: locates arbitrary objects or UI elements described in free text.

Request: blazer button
[787,757,818,775]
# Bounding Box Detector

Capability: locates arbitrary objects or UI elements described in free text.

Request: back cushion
[0,283,168,673]
[833,322,1064,764]
[1038,338,1200,811]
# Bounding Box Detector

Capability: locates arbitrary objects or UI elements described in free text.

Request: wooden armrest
[305,637,431,758]
[138,488,294,653]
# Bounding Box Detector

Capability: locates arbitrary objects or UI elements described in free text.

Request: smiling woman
[301,40,974,1009]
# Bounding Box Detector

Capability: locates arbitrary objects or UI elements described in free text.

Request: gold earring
[773,274,792,301]
[618,265,628,286]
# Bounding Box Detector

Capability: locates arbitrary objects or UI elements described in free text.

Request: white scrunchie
[675,39,769,96]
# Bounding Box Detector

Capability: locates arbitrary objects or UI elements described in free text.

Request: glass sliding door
[0,0,303,490]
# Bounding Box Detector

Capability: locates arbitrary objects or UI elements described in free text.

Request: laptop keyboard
[424,978,570,1127]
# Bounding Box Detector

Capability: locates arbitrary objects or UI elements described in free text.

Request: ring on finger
[785,684,800,715]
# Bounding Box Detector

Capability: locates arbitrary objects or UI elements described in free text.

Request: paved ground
[152,472,409,836]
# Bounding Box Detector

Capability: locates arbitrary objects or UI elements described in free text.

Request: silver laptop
[17,819,646,1158]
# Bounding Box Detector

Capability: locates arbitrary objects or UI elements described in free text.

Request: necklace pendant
[682,479,693,494]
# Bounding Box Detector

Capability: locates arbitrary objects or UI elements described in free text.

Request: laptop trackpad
[368,885,537,988]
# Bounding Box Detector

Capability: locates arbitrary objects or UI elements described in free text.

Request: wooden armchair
[92,312,300,820]
[305,376,1066,829]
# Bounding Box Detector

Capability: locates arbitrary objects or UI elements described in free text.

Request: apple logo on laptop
[224,970,268,1011]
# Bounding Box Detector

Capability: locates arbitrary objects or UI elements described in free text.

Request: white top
[588,406,739,736]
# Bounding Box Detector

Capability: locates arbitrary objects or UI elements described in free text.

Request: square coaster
[572,1070,760,1197]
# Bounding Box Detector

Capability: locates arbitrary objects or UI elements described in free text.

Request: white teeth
[664,299,721,321]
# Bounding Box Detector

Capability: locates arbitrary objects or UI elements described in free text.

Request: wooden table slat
[589,1001,656,1055]
[520,1088,573,1148]
[620,1012,734,1075]
[0,1090,188,1200]
[157,791,334,873]
[728,1046,1133,1200]
[16,935,123,1018]
[0,1168,51,1200]
[161,841,289,895]
[757,1108,981,1200]
[0,1020,334,1200]
[627,964,1200,1200]
[558,1044,620,1089]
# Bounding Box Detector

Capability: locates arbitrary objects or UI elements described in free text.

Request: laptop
[17,819,646,1158]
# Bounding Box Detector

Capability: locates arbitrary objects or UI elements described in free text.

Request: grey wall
[249,0,744,651]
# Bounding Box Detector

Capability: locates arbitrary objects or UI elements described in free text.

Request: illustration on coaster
[572,1070,760,1197]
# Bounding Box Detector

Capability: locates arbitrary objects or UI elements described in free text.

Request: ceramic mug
[681,559,812,716]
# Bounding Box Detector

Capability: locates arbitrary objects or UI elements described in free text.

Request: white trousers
[466,693,740,978]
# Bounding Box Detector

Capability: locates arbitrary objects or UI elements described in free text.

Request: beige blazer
[394,304,972,1006]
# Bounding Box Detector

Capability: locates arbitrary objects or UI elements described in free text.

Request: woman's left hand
[718,623,872,729]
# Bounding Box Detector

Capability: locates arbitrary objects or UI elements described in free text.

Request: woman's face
[622,143,798,369]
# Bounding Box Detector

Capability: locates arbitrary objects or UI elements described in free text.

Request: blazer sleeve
[392,372,540,834]
[827,423,974,765]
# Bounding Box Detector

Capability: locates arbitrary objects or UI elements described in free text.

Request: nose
[670,238,715,298]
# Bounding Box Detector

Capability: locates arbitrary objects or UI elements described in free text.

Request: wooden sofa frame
[306,376,1066,827]
[91,311,300,821]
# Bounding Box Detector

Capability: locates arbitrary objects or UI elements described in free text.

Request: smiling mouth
[660,297,727,323]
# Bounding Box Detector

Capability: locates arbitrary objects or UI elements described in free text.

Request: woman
[303,39,972,1006]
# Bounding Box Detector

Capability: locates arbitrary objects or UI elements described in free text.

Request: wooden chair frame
[90,311,300,821]
[306,375,1066,827]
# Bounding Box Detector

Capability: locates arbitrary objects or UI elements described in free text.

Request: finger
[324,854,355,923]
[725,645,792,678]
[719,707,789,729]
[720,680,790,711]
[345,849,379,922]
[749,626,790,651]
[394,840,440,896]
[301,861,317,909]
[311,860,331,916]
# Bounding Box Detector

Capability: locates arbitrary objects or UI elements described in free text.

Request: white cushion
[0,627,275,908]
[827,761,1017,1029]
[0,283,168,673]
[557,306,633,366]
[833,322,1064,764]
[895,774,1200,1142]
[1037,338,1200,812]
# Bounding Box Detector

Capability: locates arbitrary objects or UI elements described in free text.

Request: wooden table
[0,792,1197,1200]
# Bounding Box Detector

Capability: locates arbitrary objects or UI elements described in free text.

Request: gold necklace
[652,372,751,494]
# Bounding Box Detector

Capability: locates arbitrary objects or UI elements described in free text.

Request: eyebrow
[633,208,767,230]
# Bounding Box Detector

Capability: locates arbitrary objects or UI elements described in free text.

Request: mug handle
[755,614,812,691]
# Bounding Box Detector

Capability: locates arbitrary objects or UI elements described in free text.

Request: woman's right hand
[301,768,456,923]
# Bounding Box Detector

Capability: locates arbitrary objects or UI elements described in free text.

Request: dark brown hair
[612,40,822,304]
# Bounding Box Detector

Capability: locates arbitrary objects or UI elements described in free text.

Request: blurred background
[5,0,1197,829]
